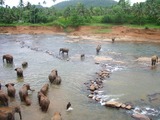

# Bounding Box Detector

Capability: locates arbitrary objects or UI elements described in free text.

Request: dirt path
[0,26,160,42]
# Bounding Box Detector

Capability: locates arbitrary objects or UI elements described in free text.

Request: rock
[105,101,123,108]
[88,94,94,98]
[90,84,96,91]
[121,104,126,109]
[125,105,132,110]
[132,113,151,120]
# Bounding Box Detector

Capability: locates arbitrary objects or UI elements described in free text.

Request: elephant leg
[152,60,155,66]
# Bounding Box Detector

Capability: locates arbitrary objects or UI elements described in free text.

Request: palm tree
[19,0,24,7]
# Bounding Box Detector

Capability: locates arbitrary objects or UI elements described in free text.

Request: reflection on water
[0,34,160,120]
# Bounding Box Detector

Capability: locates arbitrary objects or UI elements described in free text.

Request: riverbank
[0,26,160,42]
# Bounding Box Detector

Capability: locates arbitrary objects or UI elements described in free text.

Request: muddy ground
[0,26,160,42]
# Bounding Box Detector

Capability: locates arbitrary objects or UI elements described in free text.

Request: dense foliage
[0,0,160,27]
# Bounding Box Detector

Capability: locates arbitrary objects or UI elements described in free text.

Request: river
[0,34,160,120]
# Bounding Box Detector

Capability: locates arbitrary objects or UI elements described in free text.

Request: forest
[0,0,160,28]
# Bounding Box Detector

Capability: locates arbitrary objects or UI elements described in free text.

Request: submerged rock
[132,113,151,120]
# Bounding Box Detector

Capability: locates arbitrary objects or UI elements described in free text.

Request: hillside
[53,0,117,9]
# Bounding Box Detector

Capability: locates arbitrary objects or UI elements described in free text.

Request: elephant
[22,61,28,68]
[59,48,69,55]
[19,84,34,105]
[5,83,16,98]
[51,112,62,120]
[37,91,50,112]
[151,55,158,66]
[81,54,85,58]
[0,106,22,120]
[2,54,13,64]
[96,45,101,54]
[24,95,31,106]
[0,90,9,106]
[15,67,23,77]
[48,69,61,85]
[48,69,58,82]
[112,37,115,43]
[40,83,49,96]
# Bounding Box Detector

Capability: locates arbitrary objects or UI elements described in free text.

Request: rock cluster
[85,69,133,110]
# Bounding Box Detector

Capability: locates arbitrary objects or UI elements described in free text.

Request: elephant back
[48,70,58,83]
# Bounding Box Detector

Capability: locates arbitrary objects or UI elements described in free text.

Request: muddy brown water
[0,34,160,120]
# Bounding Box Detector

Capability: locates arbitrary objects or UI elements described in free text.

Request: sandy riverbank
[0,26,160,42]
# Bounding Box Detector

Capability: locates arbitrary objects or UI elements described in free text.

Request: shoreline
[0,26,160,43]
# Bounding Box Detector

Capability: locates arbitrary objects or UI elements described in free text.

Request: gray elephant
[51,112,62,120]
[2,54,13,64]
[38,91,50,112]
[19,84,34,105]
[0,106,22,120]
[48,69,58,82]
[59,48,69,55]
[151,55,158,66]
[5,83,16,98]
[22,61,28,68]
[15,67,23,77]
[0,90,9,106]
[96,45,101,54]
[112,37,115,43]
[48,69,61,85]
[40,83,49,96]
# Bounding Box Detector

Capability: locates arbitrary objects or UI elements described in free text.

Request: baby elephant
[15,68,23,77]
[40,84,49,96]
[96,45,101,54]
[151,55,158,66]
[51,112,62,120]
[0,106,22,120]
[5,83,16,97]
[22,61,28,68]
[2,54,13,64]
[59,48,69,55]
[38,91,50,112]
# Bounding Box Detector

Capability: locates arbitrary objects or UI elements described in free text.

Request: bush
[101,15,113,23]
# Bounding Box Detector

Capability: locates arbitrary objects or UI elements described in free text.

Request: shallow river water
[0,34,160,120]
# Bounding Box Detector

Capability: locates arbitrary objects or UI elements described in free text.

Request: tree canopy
[0,0,159,27]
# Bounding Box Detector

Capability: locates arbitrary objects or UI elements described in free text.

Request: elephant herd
[1,54,64,120]
[1,46,158,120]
